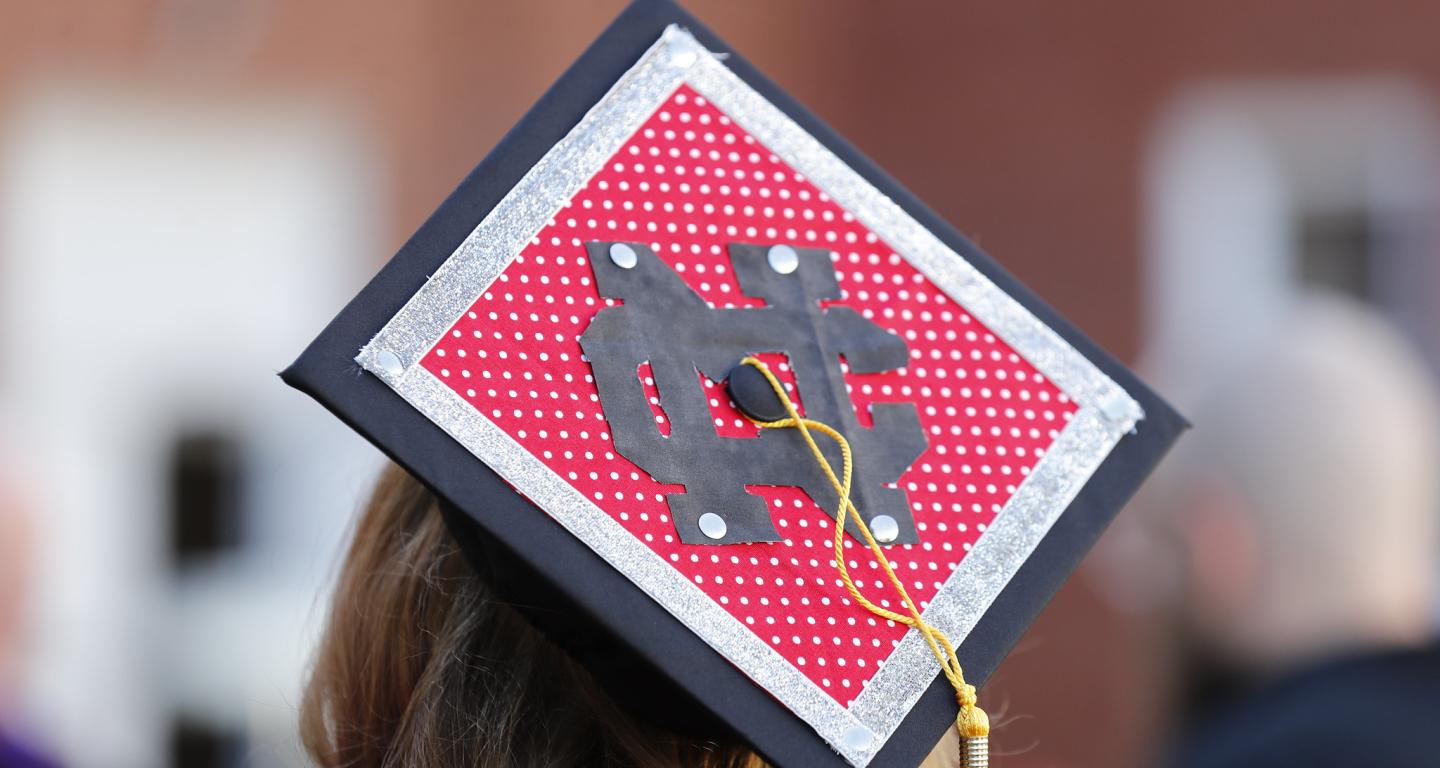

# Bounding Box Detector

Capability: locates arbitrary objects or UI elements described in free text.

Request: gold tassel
[956,694,989,768]
[740,357,997,768]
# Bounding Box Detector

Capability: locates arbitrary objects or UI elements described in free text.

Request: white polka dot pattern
[421,85,1076,706]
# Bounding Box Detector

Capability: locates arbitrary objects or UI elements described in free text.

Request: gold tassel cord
[739,357,990,767]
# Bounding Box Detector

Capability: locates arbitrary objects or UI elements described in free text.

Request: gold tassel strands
[739,358,991,768]
[955,682,989,767]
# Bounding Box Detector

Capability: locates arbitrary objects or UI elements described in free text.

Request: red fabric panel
[421,85,1076,706]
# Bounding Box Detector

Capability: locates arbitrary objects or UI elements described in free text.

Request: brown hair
[300,464,764,768]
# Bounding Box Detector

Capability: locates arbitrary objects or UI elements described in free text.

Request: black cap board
[282,2,1186,765]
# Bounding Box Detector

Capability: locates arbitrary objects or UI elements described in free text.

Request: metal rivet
[767,244,799,274]
[374,350,404,378]
[608,243,638,269]
[870,514,900,544]
[698,512,727,540]
[841,725,876,752]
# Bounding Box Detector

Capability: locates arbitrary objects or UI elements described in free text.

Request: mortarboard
[282,2,1185,766]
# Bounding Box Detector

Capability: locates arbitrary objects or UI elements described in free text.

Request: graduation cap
[283,2,1184,766]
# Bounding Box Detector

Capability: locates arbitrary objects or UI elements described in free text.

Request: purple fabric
[0,730,58,768]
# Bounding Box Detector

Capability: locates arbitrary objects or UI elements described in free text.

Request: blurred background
[2,2,1439,767]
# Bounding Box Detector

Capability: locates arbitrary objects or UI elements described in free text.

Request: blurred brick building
[3,2,1440,767]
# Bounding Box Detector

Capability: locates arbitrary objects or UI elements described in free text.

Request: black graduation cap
[282,2,1184,766]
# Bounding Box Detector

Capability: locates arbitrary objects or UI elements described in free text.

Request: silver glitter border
[357,27,1142,768]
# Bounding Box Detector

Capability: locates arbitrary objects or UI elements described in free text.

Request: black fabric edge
[280,1,1187,766]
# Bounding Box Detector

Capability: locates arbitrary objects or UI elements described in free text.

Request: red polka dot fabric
[420,85,1076,706]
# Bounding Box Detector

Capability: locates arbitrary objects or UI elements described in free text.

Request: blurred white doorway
[1143,78,1440,394]
[1,83,385,768]
[1141,78,1440,623]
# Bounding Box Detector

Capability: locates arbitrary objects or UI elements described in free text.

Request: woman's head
[300,464,762,768]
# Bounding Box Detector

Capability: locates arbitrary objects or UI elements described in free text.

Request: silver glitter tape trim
[357,27,700,376]
[681,49,1142,427]
[845,407,1121,738]
[394,365,866,755]
[358,25,1144,768]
